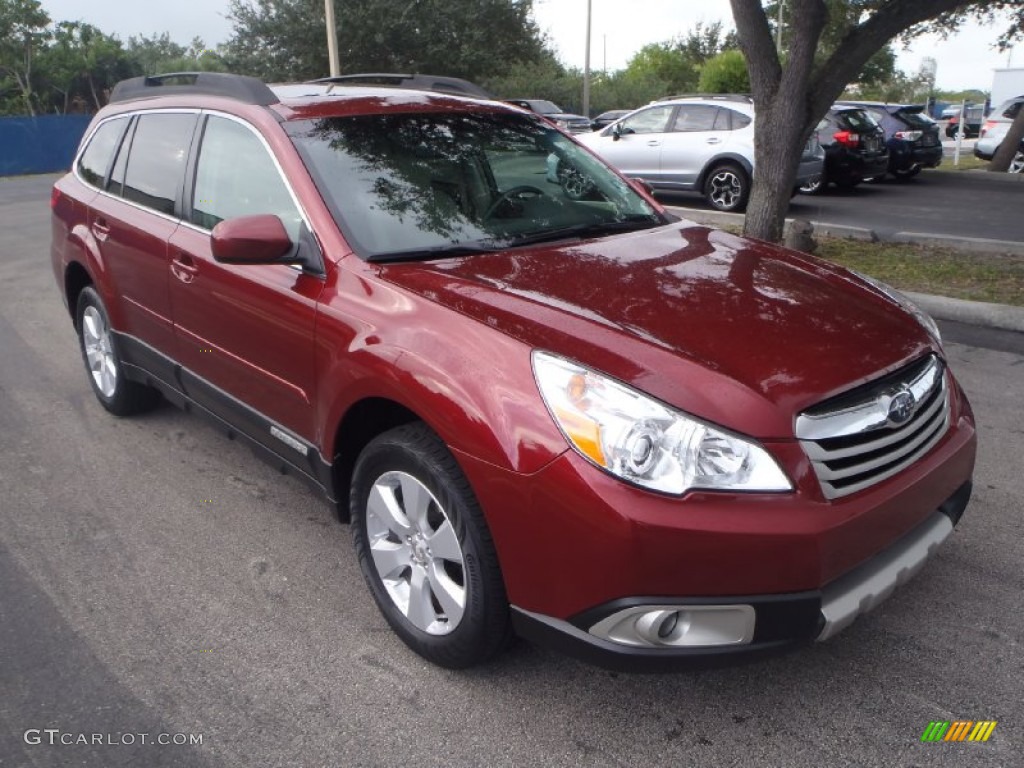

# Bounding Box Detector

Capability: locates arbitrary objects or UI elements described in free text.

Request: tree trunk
[988,106,1024,173]
[745,102,807,242]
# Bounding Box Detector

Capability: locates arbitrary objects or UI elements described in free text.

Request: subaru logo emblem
[887,390,916,426]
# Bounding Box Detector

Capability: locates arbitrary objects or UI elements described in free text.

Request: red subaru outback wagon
[51,73,976,670]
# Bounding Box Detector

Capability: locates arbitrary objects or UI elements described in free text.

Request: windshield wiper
[506,217,662,248]
[368,242,502,264]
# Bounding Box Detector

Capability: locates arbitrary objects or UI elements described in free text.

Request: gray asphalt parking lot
[1,174,1022,767]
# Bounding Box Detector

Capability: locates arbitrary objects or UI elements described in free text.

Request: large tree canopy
[223,0,550,82]
[730,0,1024,242]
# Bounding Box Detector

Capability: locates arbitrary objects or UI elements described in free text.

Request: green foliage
[622,21,737,97]
[0,0,50,114]
[698,50,750,94]
[222,0,551,82]
[36,22,136,112]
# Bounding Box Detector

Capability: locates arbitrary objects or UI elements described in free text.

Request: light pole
[582,0,592,117]
[325,0,341,76]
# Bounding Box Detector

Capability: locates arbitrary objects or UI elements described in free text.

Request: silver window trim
[72,109,201,228]
[71,107,320,270]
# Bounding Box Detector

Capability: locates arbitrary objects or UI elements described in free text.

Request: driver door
[167,114,324,443]
[592,105,676,182]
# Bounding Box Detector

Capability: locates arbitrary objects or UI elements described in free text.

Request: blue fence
[0,114,93,176]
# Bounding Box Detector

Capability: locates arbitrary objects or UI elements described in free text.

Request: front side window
[121,113,197,216]
[287,111,662,261]
[77,117,128,188]
[191,116,302,240]
[618,106,674,135]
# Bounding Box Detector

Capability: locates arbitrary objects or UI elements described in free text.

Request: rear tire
[350,423,511,668]
[892,165,921,180]
[75,286,161,416]
[703,163,750,212]
[798,175,825,195]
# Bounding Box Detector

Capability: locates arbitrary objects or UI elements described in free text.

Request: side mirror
[612,124,622,141]
[211,214,298,265]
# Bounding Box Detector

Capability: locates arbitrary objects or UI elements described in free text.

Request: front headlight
[532,352,792,495]
[850,270,941,344]
[553,118,570,130]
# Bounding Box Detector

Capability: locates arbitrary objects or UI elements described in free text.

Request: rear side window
[122,113,197,216]
[190,116,302,240]
[1002,100,1023,119]
[713,109,751,130]
[671,105,718,132]
[77,117,128,188]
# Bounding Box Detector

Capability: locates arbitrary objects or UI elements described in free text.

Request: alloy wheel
[365,471,466,635]
[708,170,743,210]
[82,305,117,397]
[1010,151,1024,174]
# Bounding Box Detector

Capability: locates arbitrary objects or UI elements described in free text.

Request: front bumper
[511,481,971,671]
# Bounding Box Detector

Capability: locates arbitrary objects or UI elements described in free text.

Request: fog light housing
[589,604,755,648]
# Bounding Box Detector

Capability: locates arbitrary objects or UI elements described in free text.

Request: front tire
[75,286,160,416]
[703,163,750,212]
[350,423,511,668]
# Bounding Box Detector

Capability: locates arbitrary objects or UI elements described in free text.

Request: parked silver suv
[975,96,1024,172]
[576,95,824,211]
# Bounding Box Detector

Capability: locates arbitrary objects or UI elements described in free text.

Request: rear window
[1000,99,1023,120]
[77,117,128,188]
[835,109,879,132]
[897,109,935,129]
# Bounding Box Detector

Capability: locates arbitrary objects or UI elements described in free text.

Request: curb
[665,205,1023,335]
[903,292,1024,334]
[890,232,1024,256]
[666,205,1024,254]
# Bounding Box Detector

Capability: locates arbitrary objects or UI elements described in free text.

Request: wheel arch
[696,153,753,190]
[329,396,422,522]
[64,260,93,329]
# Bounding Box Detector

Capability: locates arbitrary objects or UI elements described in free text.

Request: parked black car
[505,99,592,133]
[836,101,943,178]
[590,109,631,131]
[801,107,889,194]
[945,106,984,138]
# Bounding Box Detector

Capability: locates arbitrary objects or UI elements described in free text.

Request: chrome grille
[796,356,950,499]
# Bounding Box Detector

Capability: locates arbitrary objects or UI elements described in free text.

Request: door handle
[171,254,199,285]
[91,218,110,241]
[646,140,661,147]
[706,137,723,144]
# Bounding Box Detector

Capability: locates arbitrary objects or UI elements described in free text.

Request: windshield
[286,111,663,261]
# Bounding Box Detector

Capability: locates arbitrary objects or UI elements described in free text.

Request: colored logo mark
[921,721,997,742]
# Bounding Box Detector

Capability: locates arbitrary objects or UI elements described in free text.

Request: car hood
[377,223,935,438]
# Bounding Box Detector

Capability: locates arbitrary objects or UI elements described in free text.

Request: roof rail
[653,93,754,104]
[110,72,280,106]
[308,73,493,100]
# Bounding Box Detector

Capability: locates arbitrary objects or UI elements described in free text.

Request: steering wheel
[483,185,545,220]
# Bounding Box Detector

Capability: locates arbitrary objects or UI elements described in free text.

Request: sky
[38,0,1020,93]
